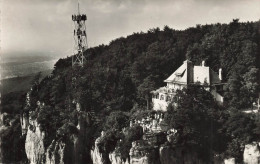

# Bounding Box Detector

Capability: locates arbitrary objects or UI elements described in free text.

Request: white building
[151,60,224,111]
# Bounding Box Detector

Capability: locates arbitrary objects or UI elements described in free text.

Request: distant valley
[1,56,57,79]
[1,56,57,94]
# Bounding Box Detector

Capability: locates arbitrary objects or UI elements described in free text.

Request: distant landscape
[1,55,57,95]
[1,55,57,80]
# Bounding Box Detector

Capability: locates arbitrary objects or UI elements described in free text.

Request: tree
[165,85,226,162]
[116,125,143,160]
[104,111,129,131]
[222,111,257,162]
[223,111,256,144]
[137,76,156,110]
[32,72,42,91]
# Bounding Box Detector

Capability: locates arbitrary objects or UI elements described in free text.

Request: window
[160,95,164,100]
[166,96,171,102]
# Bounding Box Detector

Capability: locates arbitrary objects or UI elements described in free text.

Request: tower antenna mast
[72,0,87,67]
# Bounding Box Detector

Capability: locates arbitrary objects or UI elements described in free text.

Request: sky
[1,0,260,59]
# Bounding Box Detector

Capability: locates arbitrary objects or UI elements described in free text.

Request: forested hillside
[36,19,259,112]
[1,19,259,163]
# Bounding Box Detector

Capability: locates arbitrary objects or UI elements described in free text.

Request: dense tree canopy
[165,85,227,162]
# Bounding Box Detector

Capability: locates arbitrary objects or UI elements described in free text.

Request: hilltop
[1,19,260,163]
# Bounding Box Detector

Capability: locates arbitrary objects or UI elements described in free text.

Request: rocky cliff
[21,99,260,164]
[90,136,204,164]
[25,118,45,164]
[91,136,110,164]
[109,151,129,164]
[22,111,260,164]
[89,133,260,164]
[45,140,65,164]
[243,142,260,164]
[224,158,235,164]
[129,141,160,164]
[20,105,95,164]
[23,116,82,164]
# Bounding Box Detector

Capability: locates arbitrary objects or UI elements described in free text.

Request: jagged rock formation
[243,142,260,164]
[21,97,260,164]
[21,91,91,164]
[91,135,207,164]
[25,119,45,164]
[45,140,65,164]
[129,141,160,164]
[224,158,235,164]
[91,133,260,164]
[23,111,260,164]
[20,113,29,136]
[23,115,85,164]
[24,117,82,164]
[109,151,129,164]
[91,136,110,164]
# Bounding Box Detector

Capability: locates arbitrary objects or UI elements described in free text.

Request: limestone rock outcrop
[129,141,160,164]
[46,140,66,164]
[21,92,260,164]
[24,116,83,164]
[20,113,29,136]
[224,158,235,164]
[91,136,110,164]
[109,151,129,164]
[243,142,260,164]
[25,119,45,164]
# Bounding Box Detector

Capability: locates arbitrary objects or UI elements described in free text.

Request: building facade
[151,60,224,111]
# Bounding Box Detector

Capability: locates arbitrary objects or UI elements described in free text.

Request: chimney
[219,68,222,81]
[202,61,205,67]
[184,60,193,84]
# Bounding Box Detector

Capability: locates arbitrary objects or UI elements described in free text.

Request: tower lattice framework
[72,3,87,66]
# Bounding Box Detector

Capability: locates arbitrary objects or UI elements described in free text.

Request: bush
[116,125,143,160]
[223,111,257,144]
[97,130,121,153]
[104,111,129,131]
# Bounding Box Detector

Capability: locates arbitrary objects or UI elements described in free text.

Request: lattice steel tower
[72,2,87,66]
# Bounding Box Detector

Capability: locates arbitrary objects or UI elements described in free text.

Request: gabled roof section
[151,87,168,94]
[193,66,210,84]
[164,60,221,86]
[164,60,188,84]
[193,66,221,85]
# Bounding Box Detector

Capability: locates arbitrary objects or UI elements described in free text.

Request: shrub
[97,130,121,153]
[104,111,129,131]
[116,125,143,160]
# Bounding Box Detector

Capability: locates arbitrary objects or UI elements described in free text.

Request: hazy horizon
[2,0,260,59]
